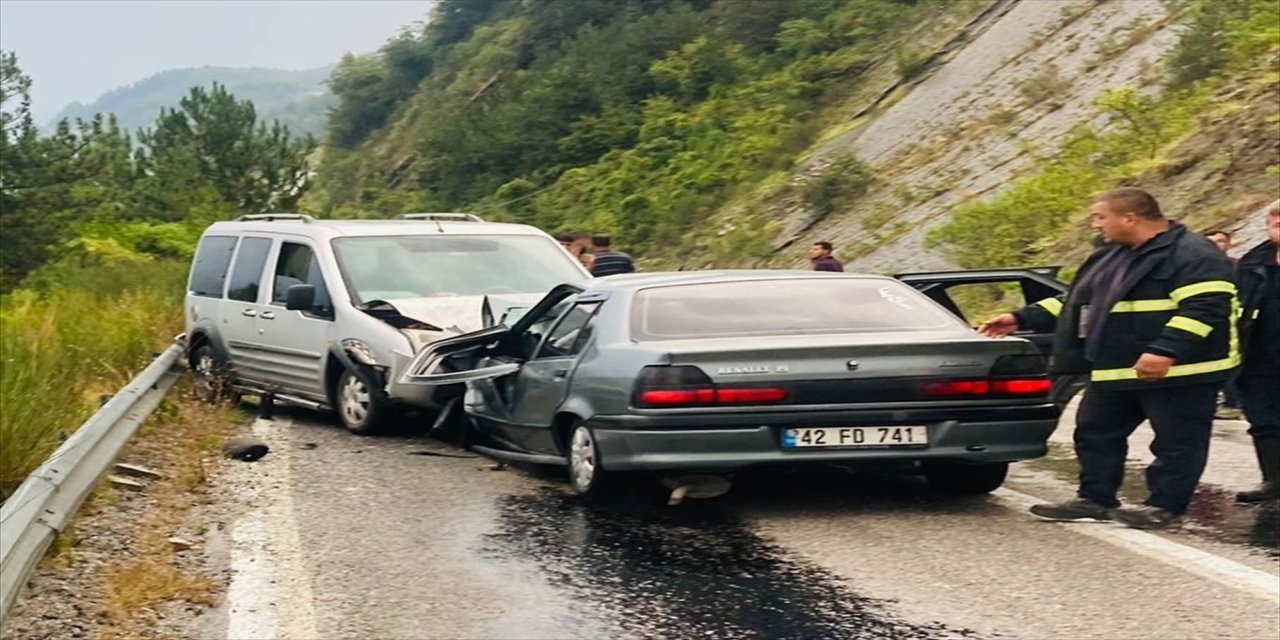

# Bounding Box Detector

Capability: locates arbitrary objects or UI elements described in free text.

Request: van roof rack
[396,213,485,223]
[236,213,315,223]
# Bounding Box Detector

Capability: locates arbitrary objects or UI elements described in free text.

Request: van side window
[226,237,272,302]
[272,242,333,318]
[189,235,237,298]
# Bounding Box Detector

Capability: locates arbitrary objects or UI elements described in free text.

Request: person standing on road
[1233,203,1280,503]
[979,188,1238,529]
[809,241,844,272]
[1204,229,1245,420]
[1204,230,1240,264]
[557,231,596,271]
[589,235,636,277]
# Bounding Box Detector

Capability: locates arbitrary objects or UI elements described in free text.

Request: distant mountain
[50,65,336,138]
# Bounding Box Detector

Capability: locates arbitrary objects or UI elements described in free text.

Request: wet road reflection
[1034,445,1280,558]
[483,485,975,640]
[1183,486,1280,558]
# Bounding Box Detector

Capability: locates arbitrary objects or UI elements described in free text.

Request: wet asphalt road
[203,407,1280,640]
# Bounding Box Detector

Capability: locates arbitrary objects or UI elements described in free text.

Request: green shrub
[801,154,875,217]
[893,45,932,81]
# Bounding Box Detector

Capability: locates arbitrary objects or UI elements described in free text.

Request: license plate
[782,426,929,449]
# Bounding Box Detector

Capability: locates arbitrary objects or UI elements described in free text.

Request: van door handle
[241,309,256,317]
[552,369,569,379]
[260,311,276,320]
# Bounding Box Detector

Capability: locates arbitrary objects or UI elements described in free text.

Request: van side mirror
[285,284,316,311]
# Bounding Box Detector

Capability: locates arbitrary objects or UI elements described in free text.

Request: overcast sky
[1,0,434,122]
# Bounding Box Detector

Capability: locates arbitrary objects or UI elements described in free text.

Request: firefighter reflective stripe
[1112,299,1178,312]
[1035,298,1063,316]
[1170,280,1237,302]
[1091,355,1241,382]
[1166,315,1214,337]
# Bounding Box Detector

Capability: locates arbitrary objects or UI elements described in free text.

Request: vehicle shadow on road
[710,466,1006,519]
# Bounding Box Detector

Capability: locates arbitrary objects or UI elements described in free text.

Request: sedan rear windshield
[333,235,585,303]
[631,278,961,341]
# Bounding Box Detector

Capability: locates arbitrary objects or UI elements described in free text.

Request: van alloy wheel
[335,367,391,434]
[339,370,372,428]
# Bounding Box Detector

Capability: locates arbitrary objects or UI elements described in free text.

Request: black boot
[1237,438,1280,503]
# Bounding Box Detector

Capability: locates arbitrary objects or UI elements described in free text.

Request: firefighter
[980,188,1238,529]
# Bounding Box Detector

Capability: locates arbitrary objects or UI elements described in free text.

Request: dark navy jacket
[1014,222,1237,389]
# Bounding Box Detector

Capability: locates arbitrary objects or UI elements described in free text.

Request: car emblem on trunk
[846,360,859,371]
[718,365,789,375]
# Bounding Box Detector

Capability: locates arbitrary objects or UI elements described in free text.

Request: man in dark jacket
[809,241,844,272]
[980,188,1237,529]
[1234,202,1280,502]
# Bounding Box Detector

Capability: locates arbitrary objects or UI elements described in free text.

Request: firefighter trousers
[1074,380,1218,515]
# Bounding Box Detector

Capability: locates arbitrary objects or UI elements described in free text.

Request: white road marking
[993,488,1280,604]
[225,417,318,640]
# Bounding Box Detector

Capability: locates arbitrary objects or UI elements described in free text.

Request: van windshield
[333,235,586,303]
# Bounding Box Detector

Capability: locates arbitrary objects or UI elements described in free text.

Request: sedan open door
[394,284,585,389]
[896,267,1083,409]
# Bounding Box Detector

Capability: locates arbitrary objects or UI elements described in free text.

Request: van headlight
[341,339,380,367]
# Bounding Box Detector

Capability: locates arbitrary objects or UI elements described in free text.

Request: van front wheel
[336,367,389,435]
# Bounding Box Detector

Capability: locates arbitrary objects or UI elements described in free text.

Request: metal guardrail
[0,343,185,629]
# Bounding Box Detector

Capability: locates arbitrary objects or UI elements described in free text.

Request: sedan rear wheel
[922,461,1009,495]
[568,424,618,499]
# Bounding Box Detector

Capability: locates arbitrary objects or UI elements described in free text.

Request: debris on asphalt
[222,437,269,461]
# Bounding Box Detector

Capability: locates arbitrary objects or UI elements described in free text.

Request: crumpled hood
[366,293,545,336]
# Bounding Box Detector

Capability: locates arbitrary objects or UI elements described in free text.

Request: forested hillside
[51,65,335,139]
[311,0,1279,270]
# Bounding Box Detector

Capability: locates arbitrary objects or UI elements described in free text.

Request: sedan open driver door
[394,285,585,417]
[895,267,1083,409]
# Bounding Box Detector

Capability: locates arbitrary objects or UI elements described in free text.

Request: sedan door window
[515,296,577,360]
[535,302,601,359]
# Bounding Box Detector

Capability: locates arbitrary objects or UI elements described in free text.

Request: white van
[183,213,589,433]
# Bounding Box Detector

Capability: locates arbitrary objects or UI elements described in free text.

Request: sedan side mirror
[285,284,316,311]
[500,306,531,326]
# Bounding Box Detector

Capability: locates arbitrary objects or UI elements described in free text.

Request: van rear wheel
[336,367,389,435]
[191,344,237,403]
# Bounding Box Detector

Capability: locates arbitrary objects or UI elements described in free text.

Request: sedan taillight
[925,378,1051,397]
[634,365,787,408]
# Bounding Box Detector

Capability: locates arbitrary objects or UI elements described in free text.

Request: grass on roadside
[94,386,245,638]
[0,260,188,499]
